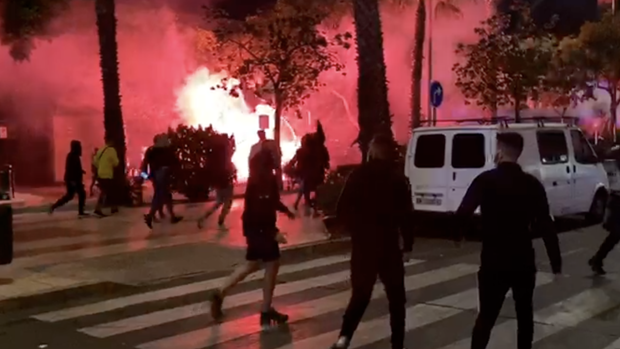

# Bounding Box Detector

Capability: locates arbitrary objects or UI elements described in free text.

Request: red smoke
[0,0,490,182]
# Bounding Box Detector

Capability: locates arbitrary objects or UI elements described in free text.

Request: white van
[404,120,609,222]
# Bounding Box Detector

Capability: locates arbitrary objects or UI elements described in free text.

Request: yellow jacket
[93,146,119,179]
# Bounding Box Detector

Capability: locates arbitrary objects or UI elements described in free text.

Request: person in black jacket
[142,134,183,228]
[453,132,562,349]
[330,134,414,349]
[50,140,87,217]
[208,146,295,330]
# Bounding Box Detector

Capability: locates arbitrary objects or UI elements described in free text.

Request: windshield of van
[452,133,486,168]
[414,134,445,168]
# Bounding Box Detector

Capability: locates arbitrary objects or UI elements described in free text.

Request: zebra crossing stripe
[136,263,481,349]
[274,303,463,349]
[270,273,555,349]
[439,288,620,349]
[33,254,363,322]
[604,338,620,349]
[79,262,471,338]
[429,273,555,310]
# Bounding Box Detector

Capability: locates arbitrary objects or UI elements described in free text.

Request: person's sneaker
[144,214,153,229]
[171,216,183,224]
[48,206,55,215]
[589,258,606,276]
[329,336,350,349]
[78,213,90,219]
[197,218,206,229]
[111,208,119,215]
[260,308,289,331]
[217,215,225,227]
[209,290,224,321]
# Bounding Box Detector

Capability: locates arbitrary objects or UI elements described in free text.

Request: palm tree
[410,0,463,129]
[95,0,128,198]
[352,0,393,161]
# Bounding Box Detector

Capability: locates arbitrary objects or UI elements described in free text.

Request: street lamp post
[427,0,435,126]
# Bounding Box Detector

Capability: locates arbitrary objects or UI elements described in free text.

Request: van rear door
[407,132,450,212]
[447,131,493,212]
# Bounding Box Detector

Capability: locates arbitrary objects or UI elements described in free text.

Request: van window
[537,131,568,164]
[414,134,445,168]
[452,133,486,168]
[570,129,598,164]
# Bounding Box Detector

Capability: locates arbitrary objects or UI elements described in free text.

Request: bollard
[0,202,13,265]
[0,165,13,200]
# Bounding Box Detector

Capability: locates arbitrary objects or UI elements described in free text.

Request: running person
[208,147,295,329]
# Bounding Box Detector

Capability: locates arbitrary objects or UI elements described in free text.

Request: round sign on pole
[430,81,443,108]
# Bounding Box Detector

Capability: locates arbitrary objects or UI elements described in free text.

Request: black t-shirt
[144,147,177,173]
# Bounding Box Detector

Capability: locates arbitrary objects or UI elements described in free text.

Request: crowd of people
[46,126,620,349]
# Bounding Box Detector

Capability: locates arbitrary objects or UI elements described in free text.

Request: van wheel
[586,190,607,224]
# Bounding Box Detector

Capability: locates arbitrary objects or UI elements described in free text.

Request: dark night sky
[211,0,599,35]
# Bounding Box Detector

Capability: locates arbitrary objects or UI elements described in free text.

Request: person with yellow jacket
[93,136,120,217]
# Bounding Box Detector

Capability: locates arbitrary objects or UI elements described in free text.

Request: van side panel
[446,130,494,212]
[406,132,451,212]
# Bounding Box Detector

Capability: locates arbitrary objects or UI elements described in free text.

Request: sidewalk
[12,183,288,214]
[1,194,345,308]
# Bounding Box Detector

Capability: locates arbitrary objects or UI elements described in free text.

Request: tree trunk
[95,0,129,202]
[411,0,426,130]
[353,0,392,162]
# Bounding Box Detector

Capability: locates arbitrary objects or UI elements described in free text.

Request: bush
[166,124,236,201]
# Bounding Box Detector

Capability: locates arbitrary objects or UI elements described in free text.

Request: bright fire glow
[175,67,300,180]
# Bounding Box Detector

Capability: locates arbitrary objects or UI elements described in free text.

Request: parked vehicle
[405,117,612,223]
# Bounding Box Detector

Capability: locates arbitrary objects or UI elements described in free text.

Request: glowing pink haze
[0,0,572,181]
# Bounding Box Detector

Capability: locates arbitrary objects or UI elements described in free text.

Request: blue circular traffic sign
[430,81,443,108]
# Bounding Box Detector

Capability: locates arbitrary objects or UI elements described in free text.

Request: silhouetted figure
[141,136,166,222]
[589,145,620,275]
[453,132,562,349]
[198,134,235,228]
[89,147,99,197]
[50,140,87,217]
[143,134,183,229]
[208,146,295,330]
[290,125,330,216]
[330,134,413,349]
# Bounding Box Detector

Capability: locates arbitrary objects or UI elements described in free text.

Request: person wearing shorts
[208,147,295,330]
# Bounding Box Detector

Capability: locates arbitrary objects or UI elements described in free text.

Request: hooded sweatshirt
[64,140,84,184]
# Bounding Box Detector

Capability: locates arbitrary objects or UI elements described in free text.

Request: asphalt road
[3,223,620,349]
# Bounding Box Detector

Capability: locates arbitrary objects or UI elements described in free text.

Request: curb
[0,281,135,313]
[13,189,297,215]
[0,236,350,313]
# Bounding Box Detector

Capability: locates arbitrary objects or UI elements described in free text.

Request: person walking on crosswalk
[208,146,295,330]
[329,134,414,349]
[453,132,562,349]
[589,145,620,276]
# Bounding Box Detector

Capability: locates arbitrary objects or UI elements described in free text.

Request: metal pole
[427,0,434,125]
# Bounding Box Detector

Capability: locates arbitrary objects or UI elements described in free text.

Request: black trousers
[52,182,86,214]
[593,229,620,263]
[340,254,406,349]
[471,269,536,349]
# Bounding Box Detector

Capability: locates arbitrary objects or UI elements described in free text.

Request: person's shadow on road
[259,323,292,349]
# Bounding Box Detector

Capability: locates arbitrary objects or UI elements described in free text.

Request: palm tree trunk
[411,0,426,129]
[352,0,392,161]
[95,0,129,200]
